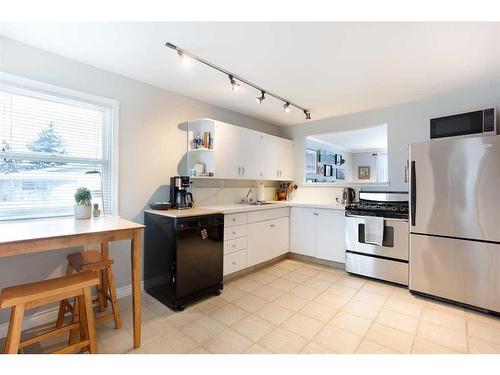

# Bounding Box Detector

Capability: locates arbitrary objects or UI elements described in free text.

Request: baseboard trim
[0,281,144,339]
[288,252,345,270]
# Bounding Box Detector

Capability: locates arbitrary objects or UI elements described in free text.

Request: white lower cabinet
[224,249,248,275]
[248,217,290,266]
[290,207,316,256]
[223,208,290,276]
[315,209,345,262]
[290,207,346,263]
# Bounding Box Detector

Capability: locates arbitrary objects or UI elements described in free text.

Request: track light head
[229,75,240,92]
[304,110,311,120]
[256,91,266,104]
[283,102,291,113]
[177,50,190,66]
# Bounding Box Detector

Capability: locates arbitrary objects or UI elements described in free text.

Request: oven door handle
[345,214,408,223]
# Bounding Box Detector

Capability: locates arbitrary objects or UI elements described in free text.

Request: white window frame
[0,72,119,218]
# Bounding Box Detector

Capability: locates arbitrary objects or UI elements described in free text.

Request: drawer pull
[232,218,236,222]
[232,261,236,265]
[270,224,275,228]
[232,244,236,248]
[232,231,236,235]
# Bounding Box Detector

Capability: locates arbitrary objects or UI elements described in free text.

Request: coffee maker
[170,176,193,210]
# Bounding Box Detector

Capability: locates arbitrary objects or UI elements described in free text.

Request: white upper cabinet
[187,119,293,181]
[260,134,294,180]
[214,121,261,179]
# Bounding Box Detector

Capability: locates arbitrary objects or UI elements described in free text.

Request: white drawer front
[224,237,248,255]
[247,207,290,223]
[225,213,248,227]
[224,224,248,241]
[224,249,248,276]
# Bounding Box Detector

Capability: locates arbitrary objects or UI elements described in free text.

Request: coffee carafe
[170,176,193,210]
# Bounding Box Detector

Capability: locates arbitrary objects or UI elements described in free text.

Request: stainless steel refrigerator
[409,135,500,313]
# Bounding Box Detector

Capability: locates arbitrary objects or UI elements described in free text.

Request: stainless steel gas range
[344,191,409,285]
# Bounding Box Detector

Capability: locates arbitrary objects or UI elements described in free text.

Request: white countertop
[145,201,345,218]
[144,207,222,218]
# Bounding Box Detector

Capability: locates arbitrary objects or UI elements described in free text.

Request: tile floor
[3,258,500,354]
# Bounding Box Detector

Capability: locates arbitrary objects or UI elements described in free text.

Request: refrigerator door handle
[410,161,416,226]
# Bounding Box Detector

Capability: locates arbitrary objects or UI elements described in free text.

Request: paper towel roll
[257,183,265,202]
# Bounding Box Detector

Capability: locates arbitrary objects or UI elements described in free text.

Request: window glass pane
[0,80,113,221]
[2,91,103,159]
[0,161,105,221]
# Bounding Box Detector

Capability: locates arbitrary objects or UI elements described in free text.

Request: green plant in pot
[74,187,92,219]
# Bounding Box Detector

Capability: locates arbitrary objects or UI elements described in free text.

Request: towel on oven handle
[364,216,384,246]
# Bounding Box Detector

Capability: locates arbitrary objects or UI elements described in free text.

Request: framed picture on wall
[324,164,333,177]
[358,166,371,180]
[317,164,325,175]
[305,149,317,174]
[334,154,346,166]
[336,168,345,180]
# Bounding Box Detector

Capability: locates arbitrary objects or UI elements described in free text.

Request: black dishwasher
[144,212,224,310]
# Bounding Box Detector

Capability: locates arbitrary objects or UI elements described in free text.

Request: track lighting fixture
[166,42,311,119]
[229,75,240,92]
[177,50,190,65]
[256,91,266,104]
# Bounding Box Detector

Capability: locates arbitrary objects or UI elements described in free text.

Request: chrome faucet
[242,188,254,204]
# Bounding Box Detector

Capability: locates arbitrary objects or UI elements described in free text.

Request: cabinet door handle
[242,166,245,175]
[270,224,275,228]
[238,167,241,175]
[232,231,236,235]
[232,261,236,265]
[232,218,236,222]
[232,244,236,248]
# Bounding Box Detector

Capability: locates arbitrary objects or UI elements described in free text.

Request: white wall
[0,36,279,324]
[281,82,500,194]
[351,152,377,183]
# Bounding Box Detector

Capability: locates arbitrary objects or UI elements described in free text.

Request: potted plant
[74,187,92,219]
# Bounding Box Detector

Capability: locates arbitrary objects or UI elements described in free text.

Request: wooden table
[0,216,145,349]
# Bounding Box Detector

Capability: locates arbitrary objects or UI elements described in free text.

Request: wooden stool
[0,271,99,354]
[56,250,121,334]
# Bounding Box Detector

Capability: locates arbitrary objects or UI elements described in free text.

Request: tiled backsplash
[191,179,352,205]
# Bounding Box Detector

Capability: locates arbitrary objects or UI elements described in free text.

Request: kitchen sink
[241,201,278,206]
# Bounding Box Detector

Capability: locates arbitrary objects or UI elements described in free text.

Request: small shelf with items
[187,119,216,178]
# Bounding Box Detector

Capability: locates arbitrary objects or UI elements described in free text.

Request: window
[0,74,117,221]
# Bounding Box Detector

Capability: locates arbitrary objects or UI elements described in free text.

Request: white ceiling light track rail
[165,42,311,120]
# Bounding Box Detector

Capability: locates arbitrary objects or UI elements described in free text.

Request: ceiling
[309,124,387,152]
[1,22,499,126]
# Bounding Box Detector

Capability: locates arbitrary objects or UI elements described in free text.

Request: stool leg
[68,297,79,345]
[4,307,15,353]
[97,270,105,313]
[4,304,25,354]
[101,242,110,309]
[83,287,97,354]
[78,295,88,340]
[56,263,74,328]
[105,264,122,329]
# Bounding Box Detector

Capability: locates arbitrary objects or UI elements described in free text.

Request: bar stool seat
[67,251,113,272]
[0,271,99,354]
[57,250,121,334]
